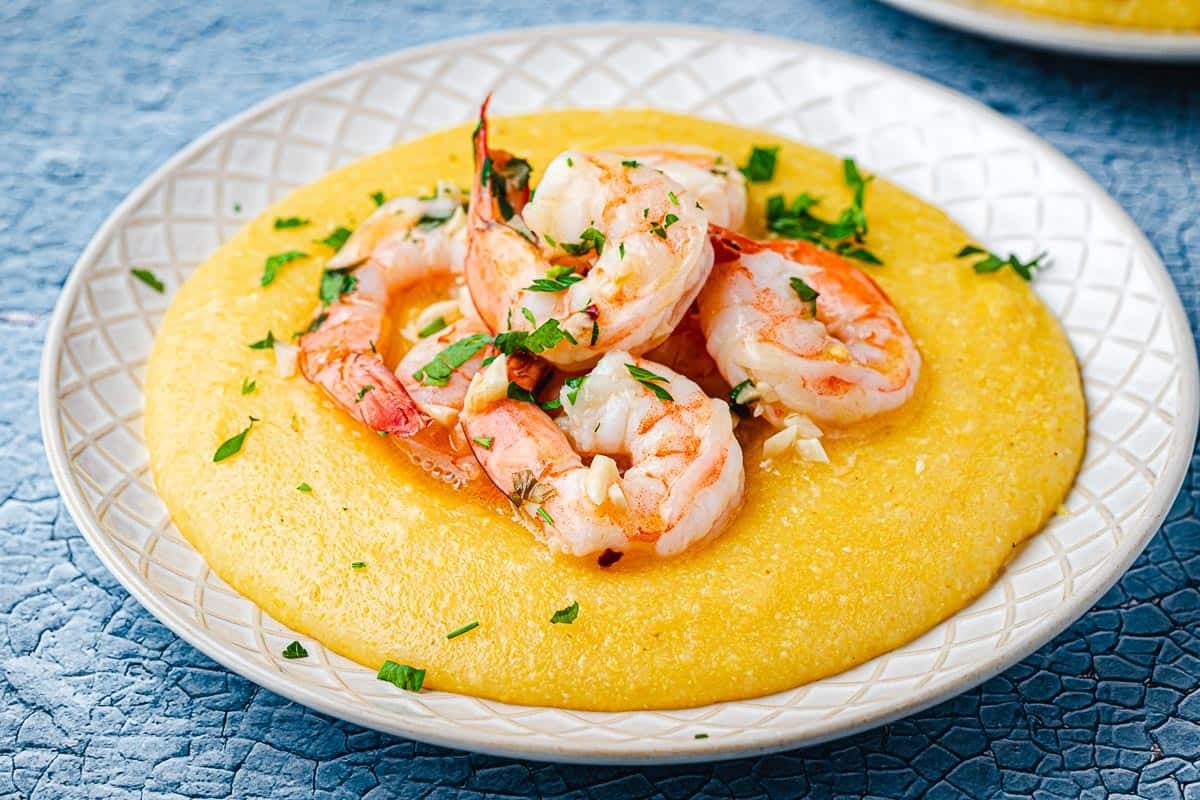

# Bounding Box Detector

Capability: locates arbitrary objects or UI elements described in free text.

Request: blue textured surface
[3,1,1199,797]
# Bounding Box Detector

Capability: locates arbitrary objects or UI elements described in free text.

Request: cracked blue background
[3,0,1199,797]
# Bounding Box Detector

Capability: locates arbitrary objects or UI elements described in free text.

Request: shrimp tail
[299,347,429,437]
[470,96,532,227]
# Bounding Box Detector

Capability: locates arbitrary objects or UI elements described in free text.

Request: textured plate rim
[37,23,1200,764]
[876,0,1200,60]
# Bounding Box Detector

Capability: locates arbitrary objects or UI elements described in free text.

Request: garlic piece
[585,454,621,506]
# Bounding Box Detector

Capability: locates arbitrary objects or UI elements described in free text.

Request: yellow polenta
[144,110,1085,711]
[988,0,1200,29]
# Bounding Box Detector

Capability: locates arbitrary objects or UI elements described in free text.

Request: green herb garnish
[471,436,494,449]
[370,191,385,207]
[493,317,575,356]
[318,269,357,305]
[558,227,606,257]
[621,159,640,168]
[131,268,164,293]
[377,660,425,692]
[507,469,556,510]
[788,276,820,316]
[536,506,554,525]
[248,331,276,350]
[625,363,674,402]
[507,382,538,403]
[526,265,584,293]
[213,416,258,462]
[240,378,256,395]
[273,217,310,229]
[296,482,312,492]
[351,561,366,569]
[618,242,626,260]
[417,316,447,338]
[446,621,480,640]
[282,641,308,659]
[739,145,780,182]
[955,245,1046,281]
[550,601,579,624]
[564,374,586,405]
[729,379,756,416]
[412,333,491,386]
[694,733,709,740]
[765,173,882,265]
[261,250,308,287]
[316,226,352,252]
[355,385,374,402]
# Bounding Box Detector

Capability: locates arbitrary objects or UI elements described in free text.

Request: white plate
[878,0,1200,60]
[39,24,1198,764]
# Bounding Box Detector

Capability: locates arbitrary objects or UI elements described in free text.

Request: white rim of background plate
[877,0,1200,60]
[39,24,1198,764]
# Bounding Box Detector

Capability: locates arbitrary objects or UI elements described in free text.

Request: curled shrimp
[459,350,744,557]
[614,144,747,230]
[464,102,714,371]
[298,188,485,480]
[697,226,920,431]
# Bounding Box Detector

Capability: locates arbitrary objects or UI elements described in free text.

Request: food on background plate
[143,103,1085,710]
[986,0,1200,29]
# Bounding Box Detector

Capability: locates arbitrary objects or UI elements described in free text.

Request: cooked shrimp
[697,227,920,429]
[613,144,747,230]
[297,188,480,478]
[644,308,730,400]
[459,350,743,557]
[464,103,714,371]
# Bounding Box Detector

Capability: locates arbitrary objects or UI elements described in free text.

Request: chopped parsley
[493,317,575,356]
[482,155,532,221]
[273,217,310,229]
[261,250,308,287]
[765,158,882,266]
[590,319,600,346]
[370,191,385,207]
[248,331,276,350]
[233,203,242,213]
[621,159,640,168]
[729,379,756,416]
[507,469,556,510]
[298,313,328,337]
[955,244,1046,281]
[296,482,312,492]
[355,385,375,402]
[416,206,456,230]
[558,227,606,257]
[526,264,583,292]
[417,316,447,338]
[619,242,626,260]
[130,268,164,293]
[788,276,820,316]
[648,214,678,239]
[625,363,674,402]
[694,733,709,740]
[566,156,574,167]
[377,660,425,692]
[213,416,258,462]
[318,268,357,305]
[739,145,780,182]
[316,226,352,252]
[282,641,308,659]
[351,561,366,570]
[550,601,579,624]
[564,374,586,405]
[471,436,494,449]
[412,333,491,386]
[506,382,538,403]
[668,191,679,205]
[240,378,256,395]
[446,621,479,640]
[536,506,554,525]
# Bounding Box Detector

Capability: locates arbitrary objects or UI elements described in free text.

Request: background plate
[38,24,1198,764]
[877,0,1200,60]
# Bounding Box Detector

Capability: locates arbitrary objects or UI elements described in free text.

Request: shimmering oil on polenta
[988,0,1200,29]
[144,110,1085,711]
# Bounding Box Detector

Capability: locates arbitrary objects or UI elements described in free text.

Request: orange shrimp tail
[299,350,428,437]
[469,94,531,225]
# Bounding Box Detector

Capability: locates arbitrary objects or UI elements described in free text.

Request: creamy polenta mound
[144,110,1085,710]
[987,0,1200,30]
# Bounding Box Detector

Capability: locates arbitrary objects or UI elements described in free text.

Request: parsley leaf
[351,561,366,569]
[273,217,310,229]
[318,269,357,305]
[417,316,447,338]
[261,250,308,287]
[621,159,640,167]
[377,660,425,692]
[558,227,606,257]
[564,374,586,405]
[282,641,308,659]
[625,363,674,402]
[729,379,756,416]
[248,331,276,350]
[526,265,584,292]
[316,226,352,252]
[471,436,494,449]
[788,276,820,315]
[213,416,258,462]
[446,621,479,640]
[507,382,538,403]
[493,317,575,356]
[412,333,491,386]
[296,482,312,492]
[240,378,256,395]
[131,268,164,293]
[765,170,882,266]
[955,244,1046,281]
[536,506,554,525]
[739,145,780,182]
[550,601,579,624]
[370,191,385,207]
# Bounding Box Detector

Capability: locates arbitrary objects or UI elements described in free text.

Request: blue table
[3,2,1198,798]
